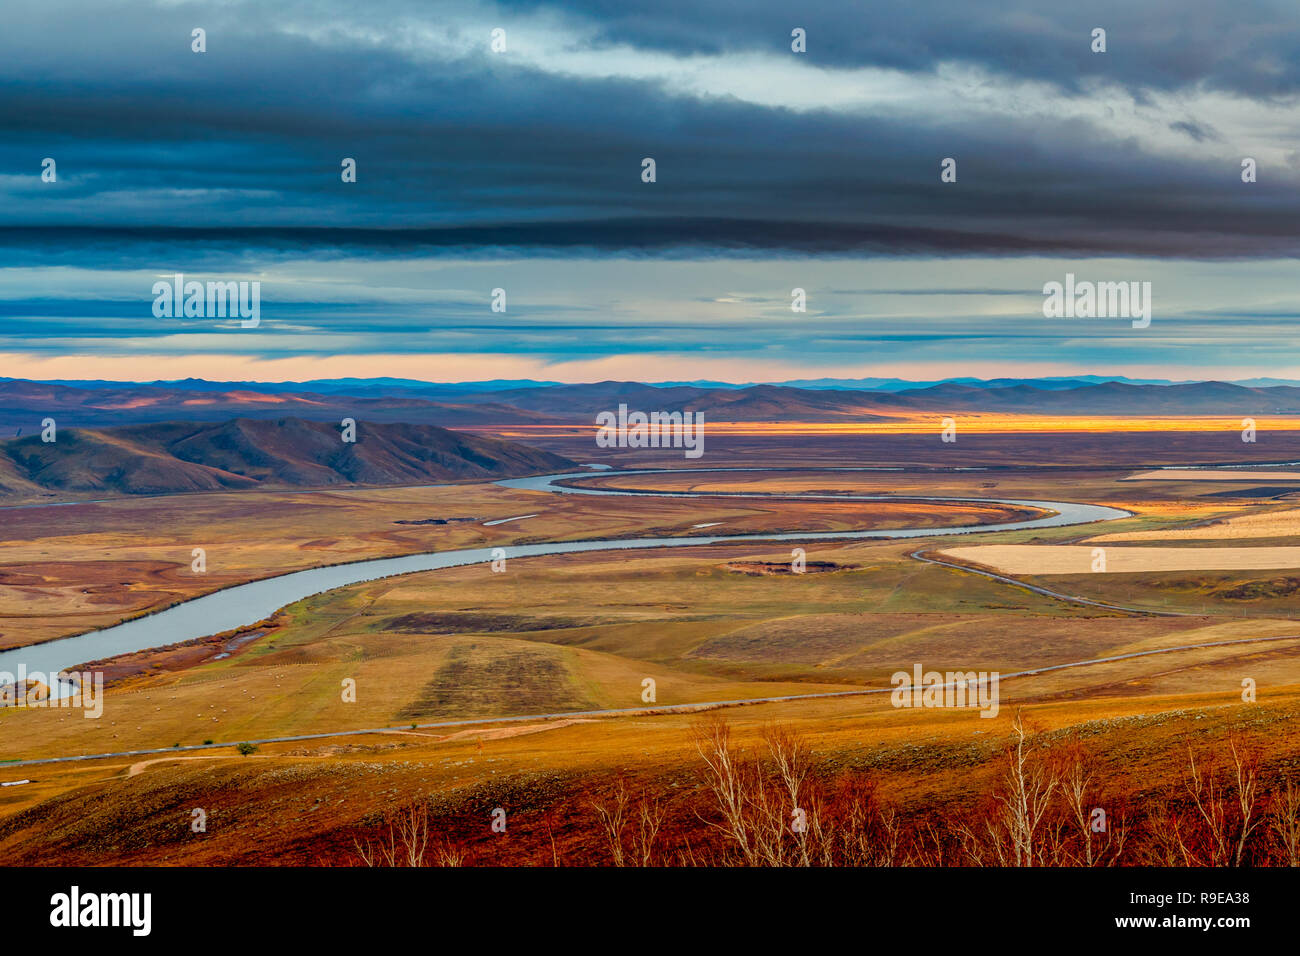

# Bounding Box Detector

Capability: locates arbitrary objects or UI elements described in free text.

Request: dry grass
[353,802,465,867]
[11,685,1300,866]
[9,458,1300,866]
[1090,507,1300,542]
[941,544,1300,574]
[0,473,1042,651]
[567,716,1299,867]
[1125,469,1300,481]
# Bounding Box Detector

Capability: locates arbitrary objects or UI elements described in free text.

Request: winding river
[0,468,1130,688]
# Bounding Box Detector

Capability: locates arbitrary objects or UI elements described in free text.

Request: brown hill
[485,382,895,420]
[0,417,576,497]
[5,378,1300,432]
[461,380,1300,419]
[0,379,561,432]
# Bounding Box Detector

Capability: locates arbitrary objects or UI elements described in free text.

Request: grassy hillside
[0,417,576,497]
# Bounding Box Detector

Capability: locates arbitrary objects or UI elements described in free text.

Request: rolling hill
[3,378,1300,436]
[475,379,1300,417]
[0,418,576,498]
[0,379,563,433]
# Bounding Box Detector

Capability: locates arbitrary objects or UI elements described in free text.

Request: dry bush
[1140,738,1262,866]
[958,711,1062,866]
[1268,774,1300,866]
[353,801,464,867]
[687,716,905,867]
[589,776,667,866]
[995,710,1060,866]
[352,719,1293,868]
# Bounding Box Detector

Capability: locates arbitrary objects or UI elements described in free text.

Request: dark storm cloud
[0,0,1296,261]
[500,0,1300,98]
[4,209,1296,273]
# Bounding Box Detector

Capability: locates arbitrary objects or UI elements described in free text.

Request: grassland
[1089,507,1300,541]
[0,480,1028,651]
[4,450,1300,865]
[1125,469,1300,481]
[3,683,1299,866]
[940,544,1300,574]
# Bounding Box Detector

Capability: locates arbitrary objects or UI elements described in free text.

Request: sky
[1,0,1299,384]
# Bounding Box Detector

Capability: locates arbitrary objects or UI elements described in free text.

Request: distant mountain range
[0,379,566,432]
[3,377,1300,434]
[0,418,575,499]
[11,374,1300,396]
[475,380,1300,417]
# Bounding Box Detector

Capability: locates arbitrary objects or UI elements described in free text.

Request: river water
[0,469,1130,689]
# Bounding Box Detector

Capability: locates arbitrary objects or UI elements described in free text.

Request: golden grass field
[0,480,1029,651]
[1125,469,1300,481]
[940,544,1300,574]
[5,452,1300,865]
[1089,507,1300,542]
[4,678,1299,866]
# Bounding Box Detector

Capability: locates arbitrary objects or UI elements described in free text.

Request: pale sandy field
[1090,507,1300,542]
[1124,469,1300,481]
[940,544,1300,574]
